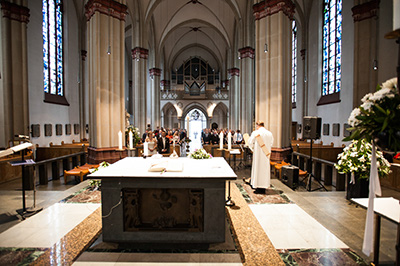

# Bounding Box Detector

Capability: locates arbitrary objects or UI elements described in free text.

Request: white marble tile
[0,203,100,248]
[249,204,348,249]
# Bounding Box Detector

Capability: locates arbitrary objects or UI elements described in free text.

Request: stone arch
[161,102,179,129]
[210,102,228,129]
[181,102,209,124]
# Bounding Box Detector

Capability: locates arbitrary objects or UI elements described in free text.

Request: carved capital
[149,68,162,77]
[85,0,128,21]
[228,68,240,77]
[352,0,379,22]
[253,0,295,21]
[1,1,30,23]
[131,47,149,60]
[238,47,255,59]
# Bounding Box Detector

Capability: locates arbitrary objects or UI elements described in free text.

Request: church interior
[0,0,400,265]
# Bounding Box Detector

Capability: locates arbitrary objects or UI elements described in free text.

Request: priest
[248,121,274,194]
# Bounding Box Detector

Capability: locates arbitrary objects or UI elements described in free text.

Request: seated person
[157,131,170,154]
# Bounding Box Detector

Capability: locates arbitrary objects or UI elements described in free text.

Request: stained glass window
[291,20,297,105]
[43,0,63,96]
[322,0,342,96]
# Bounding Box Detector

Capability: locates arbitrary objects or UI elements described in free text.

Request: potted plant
[125,125,141,147]
[188,148,212,159]
[345,78,400,154]
[335,139,391,199]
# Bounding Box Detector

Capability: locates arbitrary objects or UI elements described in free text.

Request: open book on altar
[148,160,184,172]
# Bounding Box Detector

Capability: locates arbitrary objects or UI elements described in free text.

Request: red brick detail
[253,0,295,20]
[1,1,29,23]
[352,0,379,22]
[85,0,128,21]
[238,47,255,59]
[131,47,149,60]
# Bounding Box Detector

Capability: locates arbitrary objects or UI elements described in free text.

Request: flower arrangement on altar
[188,148,212,159]
[125,125,141,147]
[89,161,110,190]
[345,78,400,152]
[335,139,391,180]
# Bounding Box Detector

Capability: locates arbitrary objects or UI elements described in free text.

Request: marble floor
[0,164,398,265]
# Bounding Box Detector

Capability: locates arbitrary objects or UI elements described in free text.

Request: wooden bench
[63,163,99,184]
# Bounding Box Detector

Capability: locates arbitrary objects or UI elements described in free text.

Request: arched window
[291,20,297,108]
[321,0,342,98]
[42,0,68,105]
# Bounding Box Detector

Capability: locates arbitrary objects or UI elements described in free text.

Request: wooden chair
[63,163,99,184]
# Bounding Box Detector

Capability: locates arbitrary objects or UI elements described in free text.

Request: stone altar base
[77,219,241,264]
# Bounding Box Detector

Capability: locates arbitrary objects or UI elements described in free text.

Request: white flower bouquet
[335,139,391,180]
[188,148,212,159]
[345,78,400,152]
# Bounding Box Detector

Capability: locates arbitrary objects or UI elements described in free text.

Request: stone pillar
[85,0,127,163]
[228,67,240,130]
[253,0,294,161]
[132,47,148,133]
[352,0,379,107]
[238,47,255,134]
[149,67,161,128]
[80,50,87,140]
[1,1,30,145]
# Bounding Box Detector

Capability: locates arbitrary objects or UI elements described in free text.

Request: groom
[157,131,170,154]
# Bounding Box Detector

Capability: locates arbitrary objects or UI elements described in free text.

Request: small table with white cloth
[351,197,400,265]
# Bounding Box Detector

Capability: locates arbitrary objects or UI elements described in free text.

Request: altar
[89,157,237,244]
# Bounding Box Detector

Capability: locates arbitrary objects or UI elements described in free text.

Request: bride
[145,131,158,155]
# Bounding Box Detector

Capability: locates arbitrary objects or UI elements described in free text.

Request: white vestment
[248,127,273,189]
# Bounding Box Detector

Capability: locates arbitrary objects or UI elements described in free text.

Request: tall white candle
[394,0,400,31]
[143,142,149,156]
[118,131,123,150]
[227,131,232,150]
[129,131,133,149]
[219,132,224,149]
[186,116,190,138]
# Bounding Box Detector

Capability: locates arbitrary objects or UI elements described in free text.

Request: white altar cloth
[89,157,237,180]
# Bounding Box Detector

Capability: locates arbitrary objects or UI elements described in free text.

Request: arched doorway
[185,109,207,151]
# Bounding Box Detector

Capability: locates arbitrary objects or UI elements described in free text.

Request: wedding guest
[166,130,173,142]
[233,129,243,144]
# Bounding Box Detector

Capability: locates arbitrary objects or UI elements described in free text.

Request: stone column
[238,47,255,134]
[132,47,148,133]
[228,68,240,130]
[149,67,161,128]
[352,0,379,107]
[85,0,127,163]
[80,50,87,140]
[1,1,30,145]
[253,0,295,161]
